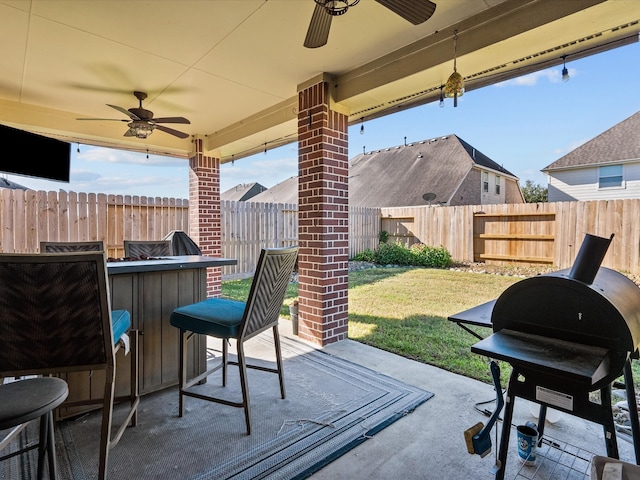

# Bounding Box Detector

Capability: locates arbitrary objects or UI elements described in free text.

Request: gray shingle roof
[245,135,517,207]
[221,182,267,201]
[0,177,28,190]
[542,110,640,171]
[249,177,298,204]
[348,135,515,208]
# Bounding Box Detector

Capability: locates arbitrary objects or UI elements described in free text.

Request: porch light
[444,30,464,107]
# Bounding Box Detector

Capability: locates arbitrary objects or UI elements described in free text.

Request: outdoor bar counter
[60,255,237,419]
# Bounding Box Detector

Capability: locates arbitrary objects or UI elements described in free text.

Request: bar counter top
[107,255,237,275]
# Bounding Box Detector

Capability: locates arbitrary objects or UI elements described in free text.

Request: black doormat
[4,335,433,480]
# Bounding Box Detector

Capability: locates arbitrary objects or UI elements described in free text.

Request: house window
[495,175,501,195]
[599,164,623,188]
[483,172,489,193]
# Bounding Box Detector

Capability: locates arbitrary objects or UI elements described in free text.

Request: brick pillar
[297,80,349,345]
[189,137,222,297]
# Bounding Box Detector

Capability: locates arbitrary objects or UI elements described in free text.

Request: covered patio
[1,0,639,346]
[2,1,640,478]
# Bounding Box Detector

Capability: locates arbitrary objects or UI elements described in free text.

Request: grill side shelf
[471,329,611,388]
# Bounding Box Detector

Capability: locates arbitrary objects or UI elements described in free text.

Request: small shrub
[377,241,412,265]
[409,243,452,268]
[353,249,377,262]
[378,230,389,244]
[353,242,452,268]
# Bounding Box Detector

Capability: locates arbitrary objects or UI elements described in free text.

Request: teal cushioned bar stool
[0,377,69,479]
[170,246,298,434]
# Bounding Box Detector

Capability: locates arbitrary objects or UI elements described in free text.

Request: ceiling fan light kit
[127,120,155,139]
[317,0,359,16]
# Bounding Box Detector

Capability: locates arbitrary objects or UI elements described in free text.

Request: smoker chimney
[568,233,614,284]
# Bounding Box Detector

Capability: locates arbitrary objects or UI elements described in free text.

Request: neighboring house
[0,177,28,190]
[250,177,298,204]
[221,182,267,202]
[250,135,523,207]
[542,111,640,202]
[349,135,522,207]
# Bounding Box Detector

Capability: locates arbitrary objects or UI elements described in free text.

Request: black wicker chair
[40,240,104,253]
[123,240,172,257]
[0,253,139,480]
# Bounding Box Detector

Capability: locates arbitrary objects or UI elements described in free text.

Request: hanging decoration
[444,30,464,107]
[561,55,570,82]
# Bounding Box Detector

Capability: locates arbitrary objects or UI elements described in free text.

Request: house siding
[548,163,640,202]
[480,171,506,205]
[450,169,481,206]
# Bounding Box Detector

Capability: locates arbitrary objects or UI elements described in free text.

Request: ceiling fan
[77,91,190,139]
[304,0,436,49]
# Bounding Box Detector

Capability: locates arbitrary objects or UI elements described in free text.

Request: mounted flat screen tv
[0,124,71,182]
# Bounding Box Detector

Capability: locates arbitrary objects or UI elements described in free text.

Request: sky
[4,41,640,199]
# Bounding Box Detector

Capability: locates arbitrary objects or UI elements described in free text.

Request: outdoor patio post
[297,75,350,345]
[189,136,223,297]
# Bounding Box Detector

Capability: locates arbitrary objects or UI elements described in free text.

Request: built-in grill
[469,233,640,479]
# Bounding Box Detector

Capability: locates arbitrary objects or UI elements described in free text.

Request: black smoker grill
[470,234,640,479]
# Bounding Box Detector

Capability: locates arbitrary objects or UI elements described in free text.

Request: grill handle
[569,233,614,285]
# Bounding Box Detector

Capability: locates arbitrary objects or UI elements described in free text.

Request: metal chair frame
[171,246,298,434]
[0,252,139,480]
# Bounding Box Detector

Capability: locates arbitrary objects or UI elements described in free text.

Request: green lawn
[222,267,640,389]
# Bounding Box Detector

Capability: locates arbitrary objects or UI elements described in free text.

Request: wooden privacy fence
[2,188,639,275]
[0,189,189,258]
[0,189,380,279]
[380,199,640,274]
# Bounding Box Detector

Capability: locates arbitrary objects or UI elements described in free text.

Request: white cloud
[494,67,576,87]
[79,145,185,167]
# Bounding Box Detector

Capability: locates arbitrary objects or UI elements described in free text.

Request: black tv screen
[0,124,71,182]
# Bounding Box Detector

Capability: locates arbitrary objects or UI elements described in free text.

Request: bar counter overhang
[59,255,237,419]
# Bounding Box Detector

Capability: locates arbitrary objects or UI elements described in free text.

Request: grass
[222,267,640,389]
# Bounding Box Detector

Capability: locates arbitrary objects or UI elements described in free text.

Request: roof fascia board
[332,0,605,103]
[542,157,640,172]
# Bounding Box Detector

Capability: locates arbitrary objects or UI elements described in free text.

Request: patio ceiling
[0,0,638,164]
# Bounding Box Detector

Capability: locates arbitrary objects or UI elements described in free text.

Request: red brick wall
[189,138,222,297]
[297,81,349,345]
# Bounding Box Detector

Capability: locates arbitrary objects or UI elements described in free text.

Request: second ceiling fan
[77,91,190,139]
[304,0,437,49]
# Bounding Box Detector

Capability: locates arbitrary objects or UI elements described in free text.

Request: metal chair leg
[98,367,116,480]
[36,413,48,480]
[273,326,286,399]
[179,329,187,417]
[236,342,251,435]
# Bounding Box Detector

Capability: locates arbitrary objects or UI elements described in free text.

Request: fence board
[1,189,639,276]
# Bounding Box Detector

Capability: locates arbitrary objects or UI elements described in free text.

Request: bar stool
[0,377,69,479]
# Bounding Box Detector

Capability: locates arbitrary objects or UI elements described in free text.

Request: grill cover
[163,230,202,255]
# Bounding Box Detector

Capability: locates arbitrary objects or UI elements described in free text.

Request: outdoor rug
[2,335,433,480]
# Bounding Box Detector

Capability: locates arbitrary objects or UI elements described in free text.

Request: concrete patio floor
[278,321,639,480]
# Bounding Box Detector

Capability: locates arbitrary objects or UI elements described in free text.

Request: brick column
[189,137,222,297]
[297,79,349,345]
